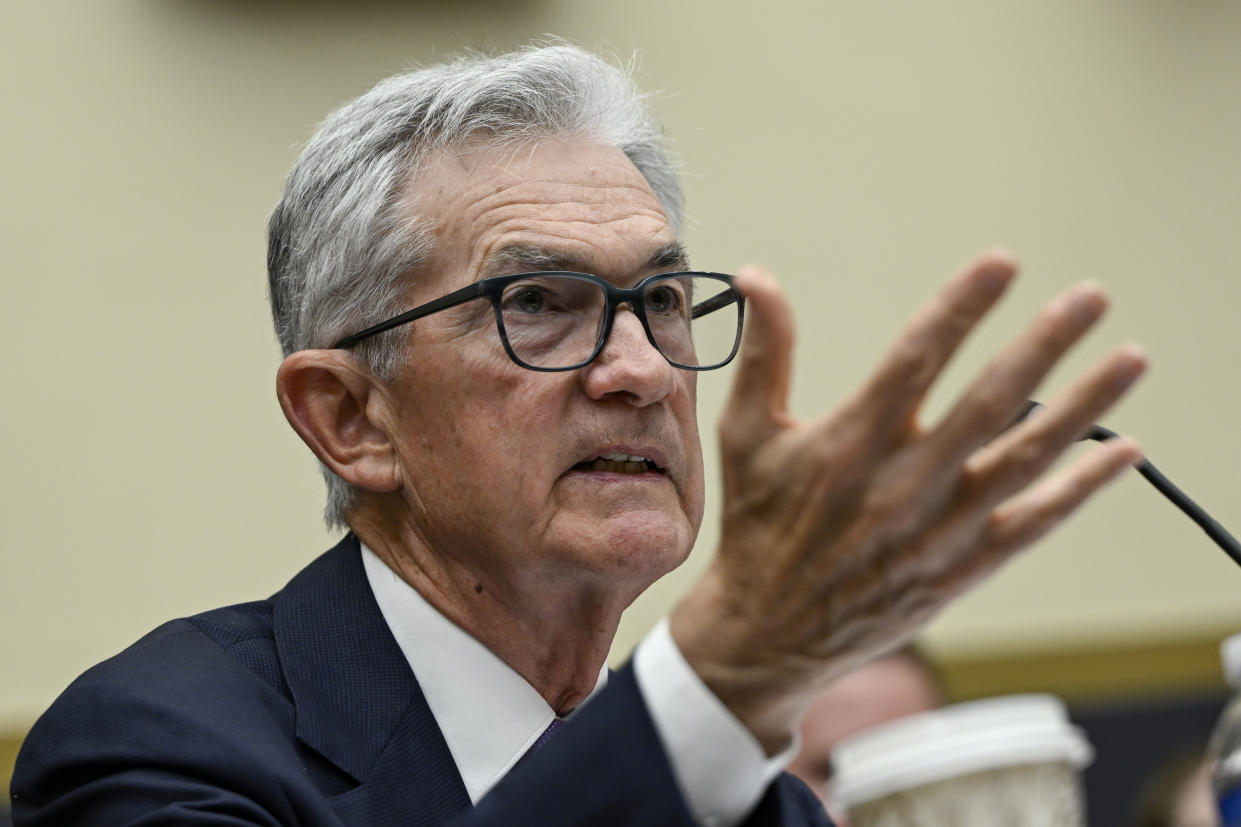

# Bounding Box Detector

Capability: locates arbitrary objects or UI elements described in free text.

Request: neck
[350,508,632,715]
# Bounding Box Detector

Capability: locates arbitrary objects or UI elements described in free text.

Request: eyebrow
[479,242,690,280]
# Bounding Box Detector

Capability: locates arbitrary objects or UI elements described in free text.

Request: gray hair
[267,43,684,529]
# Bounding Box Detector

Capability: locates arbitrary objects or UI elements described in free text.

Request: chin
[548,518,687,581]
[593,516,694,581]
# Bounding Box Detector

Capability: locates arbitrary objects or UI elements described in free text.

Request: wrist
[669,572,806,756]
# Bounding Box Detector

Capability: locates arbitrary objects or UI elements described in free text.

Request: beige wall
[4,0,1241,730]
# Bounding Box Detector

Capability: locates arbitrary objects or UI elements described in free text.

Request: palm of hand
[672,251,1145,751]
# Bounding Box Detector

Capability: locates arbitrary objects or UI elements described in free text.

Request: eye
[646,284,685,314]
[510,286,548,314]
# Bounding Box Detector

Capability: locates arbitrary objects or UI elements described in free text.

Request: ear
[275,350,400,493]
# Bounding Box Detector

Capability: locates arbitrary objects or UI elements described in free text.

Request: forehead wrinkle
[457,178,673,275]
[472,213,675,281]
[460,178,667,224]
[435,179,669,276]
[461,198,669,242]
[414,140,678,290]
[481,240,687,279]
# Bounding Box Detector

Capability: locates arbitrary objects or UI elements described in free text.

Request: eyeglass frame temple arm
[691,286,742,320]
[333,282,487,349]
[1014,400,1241,569]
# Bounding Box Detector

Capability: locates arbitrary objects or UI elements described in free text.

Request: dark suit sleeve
[747,774,838,827]
[464,664,832,827]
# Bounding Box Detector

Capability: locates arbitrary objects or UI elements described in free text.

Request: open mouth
[573,453,664,475]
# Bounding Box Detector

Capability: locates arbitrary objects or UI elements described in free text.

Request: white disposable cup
[828,694,1093,827]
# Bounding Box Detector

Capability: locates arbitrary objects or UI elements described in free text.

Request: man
[11,43,1146,825]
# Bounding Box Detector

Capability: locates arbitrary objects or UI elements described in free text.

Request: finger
[927,280,1110,468]
[846,249,1017,444]
[963,343,1147,508]
[721,265,795,446]
[979,436,1143,559]
[904,438,1141,614]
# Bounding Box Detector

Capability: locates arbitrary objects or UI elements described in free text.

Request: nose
[580,307,675,406]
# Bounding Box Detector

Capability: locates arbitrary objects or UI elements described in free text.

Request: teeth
[600,453,650,463]
[589,458,652,474]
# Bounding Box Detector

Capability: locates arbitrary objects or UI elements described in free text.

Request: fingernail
[975,261,1016,296]
[1114,343,1149,384]
[1068,282,1108,323]
[982,245,1017,264]
[1114,435,1145,465]
[1119,342,1148,364]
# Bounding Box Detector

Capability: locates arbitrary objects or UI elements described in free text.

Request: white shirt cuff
[633,618,798,827]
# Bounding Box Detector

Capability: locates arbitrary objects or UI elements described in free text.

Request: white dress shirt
[361,544,792,827]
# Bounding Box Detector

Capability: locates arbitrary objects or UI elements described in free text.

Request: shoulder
[45,533,364,717]
[15,599,297,777]
[11,599,320,824]
[70,599,287,710]
[10,536,382,824]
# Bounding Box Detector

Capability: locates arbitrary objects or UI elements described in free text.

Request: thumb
[721,265,795,448]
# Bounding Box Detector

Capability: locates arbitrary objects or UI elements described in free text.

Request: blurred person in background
[1138,753,1218,827]
[787,647,944,822]
[11,42,1146,826]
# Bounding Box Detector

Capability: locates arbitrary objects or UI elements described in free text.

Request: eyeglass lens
[496,274,739,369]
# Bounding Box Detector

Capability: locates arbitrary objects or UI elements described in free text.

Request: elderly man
[11,44,1145,825]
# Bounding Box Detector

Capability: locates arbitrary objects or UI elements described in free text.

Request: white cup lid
[1220,632,1241,688]
[828,694,1093,809]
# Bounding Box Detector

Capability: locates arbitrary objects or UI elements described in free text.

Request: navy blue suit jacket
[12,534,830,825]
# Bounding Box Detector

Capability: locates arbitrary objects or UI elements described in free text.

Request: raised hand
[670,250,1147,752]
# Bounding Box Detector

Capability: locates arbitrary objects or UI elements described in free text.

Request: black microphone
[1015,401,1241,569]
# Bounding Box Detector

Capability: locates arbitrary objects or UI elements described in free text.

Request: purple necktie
[528,718,562,754]
[515,718,562,769]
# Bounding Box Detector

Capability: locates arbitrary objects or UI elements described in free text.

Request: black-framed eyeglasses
[333,270,745,372]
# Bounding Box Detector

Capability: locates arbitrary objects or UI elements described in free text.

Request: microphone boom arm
[1017,401,1241,569]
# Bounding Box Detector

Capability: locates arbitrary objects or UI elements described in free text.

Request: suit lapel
[273,534,472,823]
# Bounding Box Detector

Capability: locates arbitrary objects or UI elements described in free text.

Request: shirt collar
[360,542,607,802]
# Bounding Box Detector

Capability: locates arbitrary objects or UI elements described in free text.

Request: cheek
[687,453,706,526]
[415,364,566,488]
[677,384,707,526]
